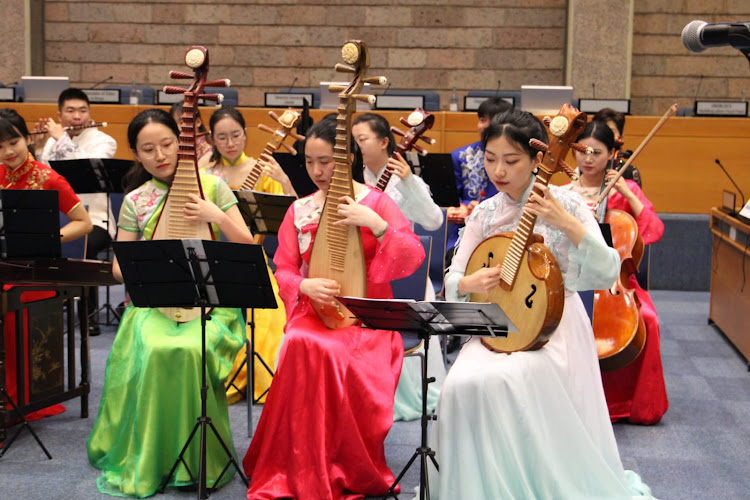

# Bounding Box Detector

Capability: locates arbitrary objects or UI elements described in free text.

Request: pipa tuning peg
[353,94,376,105]
[328,84,347,93]
[391,126,406,138]
[290,132,305,141]
[281,143,297,154]
[258,123,275,135]
[529,138,549,151]
[163,86,188,94]
[419,135,436,145]
[569,142,593,155]
[335,63,356,73]
[200,93,224,103]
[205,79,230,88]
[268,111,280,122]
[559,160,579,180]
[363,76,387,86]
[169,71,193,80]
[543,116,552,126]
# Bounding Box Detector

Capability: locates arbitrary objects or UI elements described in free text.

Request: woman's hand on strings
[183,192,224,224]
[386,152,412,180]
[300,278,341,305]
[333,195,386,236]
[526,183,587,246]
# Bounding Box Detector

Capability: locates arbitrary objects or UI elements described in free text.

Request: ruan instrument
[374,107,435,192]
[464,104,588,352]
[591,104,676,370]
[151,45,229,322]
[307,40,386,329]
[239,109,305,191]
[30,122,108,135]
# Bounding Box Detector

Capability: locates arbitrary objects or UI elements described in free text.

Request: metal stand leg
[0,388,52,459]
[382,333,439,500]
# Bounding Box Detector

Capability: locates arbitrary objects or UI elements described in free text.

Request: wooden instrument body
[151,46,229,323]
[466,233,565,352]
[308,40,384,329]
[593,208,647,371]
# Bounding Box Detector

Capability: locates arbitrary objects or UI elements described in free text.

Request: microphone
[90,76,113,89]
[694,74,704,100]
[682,20,750,52]
[494,80,501,96]
[592,82,596,99]
[382,82,391,94]
[715,158,746,212]
[285,76,298,93]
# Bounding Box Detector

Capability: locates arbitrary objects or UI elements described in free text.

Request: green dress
[87,174,246,497]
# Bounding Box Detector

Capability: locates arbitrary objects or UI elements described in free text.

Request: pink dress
[564,179,669,424]
[243,187,425,499]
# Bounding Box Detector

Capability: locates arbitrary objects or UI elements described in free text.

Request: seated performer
[351,112,446,422]
[87,109,253,498]
[431,109,655,499]
[592,107,642,187]
[447,97,513,253]
[563,120,668,425]
[0,109,93,421]
[201,105,296,195]
[200,105,290,404]
[243,119,425,499]
[169,101,212,165]
[33,87,118,336]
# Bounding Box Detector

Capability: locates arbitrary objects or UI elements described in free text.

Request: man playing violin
[33,87,117,336]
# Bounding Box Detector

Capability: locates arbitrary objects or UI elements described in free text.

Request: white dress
[430,179,655,499]
[363,165,447,422]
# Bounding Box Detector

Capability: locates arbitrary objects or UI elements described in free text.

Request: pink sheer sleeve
[627,181,664,245]
[366,192,425,285]
[272,204,305,318]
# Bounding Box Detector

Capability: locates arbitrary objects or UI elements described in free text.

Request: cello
[307,40,386,329]
[591,104,676,370]
[150,46,230,322]
[464,104,589,352]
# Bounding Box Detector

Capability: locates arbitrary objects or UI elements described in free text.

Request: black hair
[169,101,206,133]
[592,107,625,136]
[352,113,395,156]
[477,96,514,119]
[304,119,363,183]
[207,106,246,164]
[481,108,547,158]
[58,88,90,110]
[0,109,31,141]
[123,108,180,192]
[575,120,616,152]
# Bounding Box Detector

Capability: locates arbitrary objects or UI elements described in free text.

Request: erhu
[151,45,230,322]
[307,40,386,329]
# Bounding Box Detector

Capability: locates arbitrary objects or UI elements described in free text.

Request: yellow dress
[202,153,287,404]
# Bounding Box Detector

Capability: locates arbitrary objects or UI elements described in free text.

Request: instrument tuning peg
[200,93,224,103]
[419,135,436,145]
[281,143,297,155]
[412,144,427,155]
[205,79,230,88]
[268,111,280,122]
[391,126,406,138]
[543,116,552,126]
[353,94,376,105]
[529,138,549,151]
[559,160,579,180]
[335,63,356,73]
[258,123,275,135]
[569,142,593,154]
[328,84,347,93]
[169,71,194,80]
[290,132,305,141]
[163,85,188,95]
[364,76,387,86]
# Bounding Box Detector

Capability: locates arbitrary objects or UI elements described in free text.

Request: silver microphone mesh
[682,20,708,52]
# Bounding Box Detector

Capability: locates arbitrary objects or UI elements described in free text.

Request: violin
[464,104,588,352]
[307,40,386,329]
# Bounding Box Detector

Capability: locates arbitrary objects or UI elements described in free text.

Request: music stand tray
[112,238,276,498]
[336,297,515,500]
[233,190,295,235]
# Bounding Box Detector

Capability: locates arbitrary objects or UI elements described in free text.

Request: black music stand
[112,238,277,499]
[337,297,516,500]
[231,190,294,425]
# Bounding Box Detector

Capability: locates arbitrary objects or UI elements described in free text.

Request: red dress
[600,180,669,424]
[243,188,425,499]
[1,154,82,421]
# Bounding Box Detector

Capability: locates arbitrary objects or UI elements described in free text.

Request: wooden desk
[709,207,750,365]
[5,102,750,214]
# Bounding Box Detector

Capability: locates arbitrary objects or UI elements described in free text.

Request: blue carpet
[1,289,748,499]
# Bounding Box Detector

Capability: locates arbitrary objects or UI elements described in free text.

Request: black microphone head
[682,20,708,52]
[715,158,722,165]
